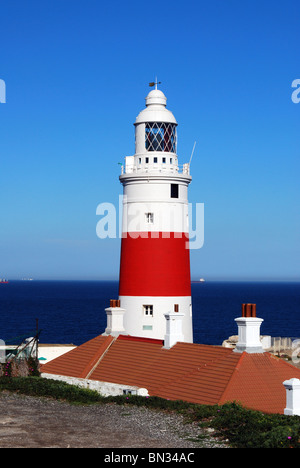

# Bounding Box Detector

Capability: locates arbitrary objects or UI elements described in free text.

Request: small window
[162,157,166,163]
[145,212,154,224]
[138,158,142,164]
[171,184,179,198]
[123,389,137,395]
[170,157,173,164]
[143,305,153,316]
[143,325,153,330]
[145,157,149,164]
[153,157,158,163]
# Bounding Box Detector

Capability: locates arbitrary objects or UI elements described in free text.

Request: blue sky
[0,0,299,280]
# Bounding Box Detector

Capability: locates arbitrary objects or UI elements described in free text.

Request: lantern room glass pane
[145,122,177,153]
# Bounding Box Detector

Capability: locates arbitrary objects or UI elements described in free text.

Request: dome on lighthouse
[135,88,177,125]
[145,89,167,107]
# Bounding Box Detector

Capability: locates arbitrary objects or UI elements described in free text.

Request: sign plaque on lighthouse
[118,84,193,343]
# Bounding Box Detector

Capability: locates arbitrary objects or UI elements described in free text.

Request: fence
[267,337,300,355]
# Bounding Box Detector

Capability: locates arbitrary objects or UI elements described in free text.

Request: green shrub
[211,402,300,448]
[1,362,13,378]
[1,358,40,378]
[0,377,103,404]
[27,357,40,377]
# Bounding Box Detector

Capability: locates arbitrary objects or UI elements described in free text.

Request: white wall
[41,373,149,397]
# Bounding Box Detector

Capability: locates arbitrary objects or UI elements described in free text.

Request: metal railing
[121,163,190,176]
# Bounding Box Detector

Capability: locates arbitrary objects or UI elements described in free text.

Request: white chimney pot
[104,306,126,337]
[234,317,264,353]
[283,378,300,416]
[164,311,184,349]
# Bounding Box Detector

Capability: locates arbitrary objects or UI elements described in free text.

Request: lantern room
[133,88,178,171]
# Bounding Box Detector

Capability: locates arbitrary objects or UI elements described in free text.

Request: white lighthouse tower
[118,84,193,343]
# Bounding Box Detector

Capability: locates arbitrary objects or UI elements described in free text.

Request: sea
[0,281,299,346]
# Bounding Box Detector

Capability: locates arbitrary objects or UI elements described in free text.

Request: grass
[0,376,299,448]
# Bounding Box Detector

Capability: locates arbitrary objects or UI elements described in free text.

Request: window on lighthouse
[145,122,177,153]
[143,305,153,316]
[145,212,154,224]
[171,184,179,198]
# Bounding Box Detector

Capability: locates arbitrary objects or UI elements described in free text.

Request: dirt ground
[0,392,228,449]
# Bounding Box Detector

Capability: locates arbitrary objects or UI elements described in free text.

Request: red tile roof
[41,334,300,414]
[219,352,300,414]
[41,334,114,379]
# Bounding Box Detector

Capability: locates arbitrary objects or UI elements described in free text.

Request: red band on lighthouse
[119,232,191,297]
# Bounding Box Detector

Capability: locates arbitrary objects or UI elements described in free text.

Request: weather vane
[149,77,161,90]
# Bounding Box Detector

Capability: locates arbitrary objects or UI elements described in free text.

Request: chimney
[234,303,264,354]
[104,299,126,337]
[283,378,300,416]
[163,307,184,349]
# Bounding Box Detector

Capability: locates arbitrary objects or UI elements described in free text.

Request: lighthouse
[117,84,193,343]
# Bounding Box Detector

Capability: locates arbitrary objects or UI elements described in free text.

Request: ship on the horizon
[191,278,205,283]
[0,279,9,284]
